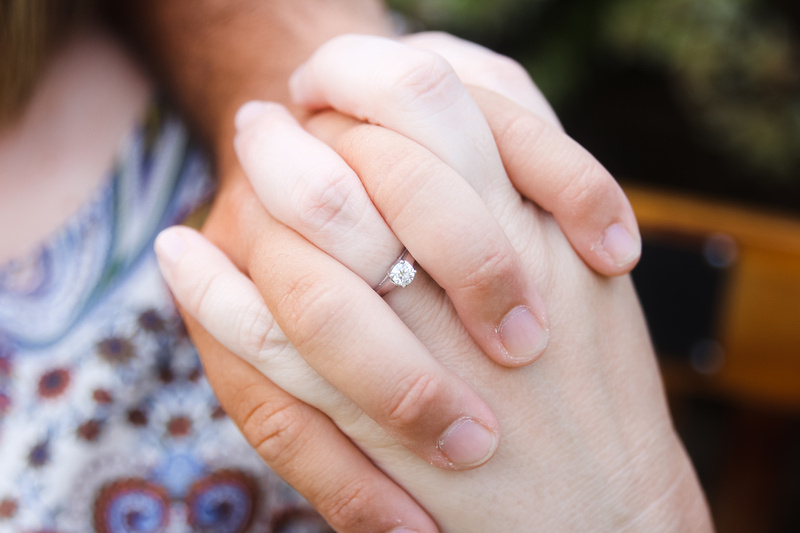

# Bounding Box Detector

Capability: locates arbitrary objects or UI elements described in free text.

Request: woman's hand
[157,34,710,532]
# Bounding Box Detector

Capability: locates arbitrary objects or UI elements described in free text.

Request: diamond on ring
[374,249,417,296]
[389,259,416,288]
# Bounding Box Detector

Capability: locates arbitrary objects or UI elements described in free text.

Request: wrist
[614,434,713,532]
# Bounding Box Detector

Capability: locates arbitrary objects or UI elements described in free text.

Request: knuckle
[383,371,442,430]
[556,158,612,213]
[497,109,549,156]
[240,394,309,467]
[275,268,325,319]
[291,164,360,235]
[379,50,461,108]
[275,272,349,353]
[235,300,283,362]
[458,244,518,296]
[378,153,441,217]
[318,478,378,532]
[185,268,225,320]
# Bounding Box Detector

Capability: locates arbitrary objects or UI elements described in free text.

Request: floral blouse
[0,103,330,533]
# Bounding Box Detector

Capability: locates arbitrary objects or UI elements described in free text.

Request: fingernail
[438,417,498,469]
[498,306,549,362]
[601,223,641,268]
[234,101,277,131]
[154,228,186,267]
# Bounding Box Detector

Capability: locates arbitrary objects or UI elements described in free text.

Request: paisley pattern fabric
[0,103,331,532]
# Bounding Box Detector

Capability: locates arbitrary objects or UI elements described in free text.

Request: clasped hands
[155,33,709,533]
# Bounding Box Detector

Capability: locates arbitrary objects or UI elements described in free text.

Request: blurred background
[389,0,800,531]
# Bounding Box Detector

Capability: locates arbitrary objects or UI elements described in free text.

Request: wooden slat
[625,185,800,254]
[624,184,800,409]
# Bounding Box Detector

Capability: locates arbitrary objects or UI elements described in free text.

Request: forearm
[110,0,393,175]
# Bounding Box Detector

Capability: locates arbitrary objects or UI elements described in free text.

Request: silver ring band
[374,249,417,296]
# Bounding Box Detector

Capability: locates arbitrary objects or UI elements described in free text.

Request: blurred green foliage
[390,0,546,32]
[603,0,800,180]
[390,0,800,184]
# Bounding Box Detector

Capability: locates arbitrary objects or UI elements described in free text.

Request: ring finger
[234,102,402,288]
[235,103,550,366]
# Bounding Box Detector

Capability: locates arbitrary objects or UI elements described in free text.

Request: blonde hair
[0,0,94,125]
